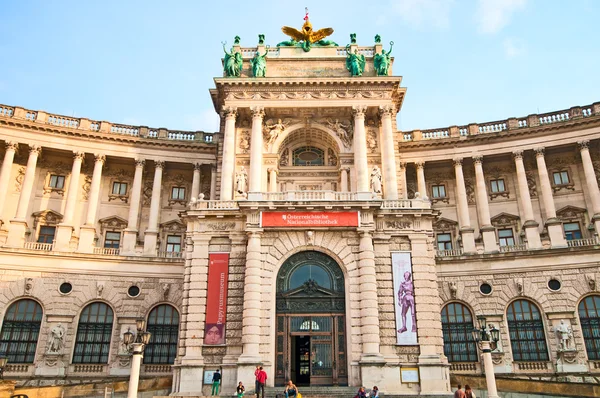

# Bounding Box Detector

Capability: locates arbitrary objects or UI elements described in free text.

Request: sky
[0,0,599,133]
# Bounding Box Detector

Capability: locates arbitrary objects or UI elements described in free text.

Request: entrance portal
[275,251,347,386]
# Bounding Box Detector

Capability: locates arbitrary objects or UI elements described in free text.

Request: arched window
[507,300,549,361]
[289,263,332,290]
[292,146,324,166]
[441,303,478,362]
[73,302,114,364]
[144,304,179,364]
[578,295,600,360]
[0,299,43,363]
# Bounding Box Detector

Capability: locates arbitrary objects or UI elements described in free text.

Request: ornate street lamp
[124,320,152,398]
[471,316,500,398]
[0,356,8,380]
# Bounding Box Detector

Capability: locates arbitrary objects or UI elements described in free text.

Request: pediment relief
[160,219,186,233]
[556,205,587,221]
[491,212,520,227]
[433,217,458,232]
[32,209,63,228]
[99,216,128,231]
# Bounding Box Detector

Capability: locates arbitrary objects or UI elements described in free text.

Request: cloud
[476,0,527,34]
[503,38,525,58]
[391,0,455,29]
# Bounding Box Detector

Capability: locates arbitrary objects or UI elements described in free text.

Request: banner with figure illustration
[205,253,229,345]
[392,252,417,345]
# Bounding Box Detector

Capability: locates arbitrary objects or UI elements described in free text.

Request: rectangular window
[171,187,186,200]
[553,171,570,185]
[436,233,452,250]
[49,175,65,189]
[564,222,582,240]
[37,226,56,243]
[432,184,446,198]
[112,182,128,195]
[498,228,515,246]
[490,179,506,193]
[104,231,121,248]
[166,235,182,252]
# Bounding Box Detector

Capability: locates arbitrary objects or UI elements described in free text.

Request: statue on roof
[251,47,269,77]
[346,45,366,77]
[223,41,243,77]
[374,41,394,76]
[279,8,338,52]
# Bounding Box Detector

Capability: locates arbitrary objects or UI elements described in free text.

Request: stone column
[191,162,202,200]
[340,167,349,192]
[513,151,542,249]
[210,165,217,200]
[78,154,105,253]
[578,140,600,234]
[535,148,567,247]
[239,231,262,364]
[248,107,264,200]
[473,155,498,252]
[121,158,145,255]
[416,161,427,198]
[7,145,41,247]
[353,105,370,198]
[379,105,399,199]
[358,230,383,360]
[54,151,85,251]
[453,158,476,253]
[143,160,164,256]
[399,162,407,199]
[220,106,237,200]
[268,168,277,193]
[0,141,19,224]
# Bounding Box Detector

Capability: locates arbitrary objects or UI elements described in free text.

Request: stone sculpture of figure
[374,41,394,76]
[367,130,377,152]
[555,320,573,351]
[449,281,458,298]
[327,149,337,166]
[97,282,104,298]
[239,131,250,153]
[223,43,243,77]
[345,45,366,77]
[279,149,289,166]
[251,48,268,78]
[327,119,352,148]
[235,167,248,194]
[47,323,65,354]
[397,271,416,333]
[162,283,170,300]
[24,277,33,295]
[370,166,382,194]
[265,119,289,148]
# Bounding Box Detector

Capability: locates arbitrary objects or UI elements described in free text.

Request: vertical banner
[204,253,229,345]
[392,252,417,345]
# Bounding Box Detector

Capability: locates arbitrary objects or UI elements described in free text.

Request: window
[49,174,65,189]
[144,304,180,364]
[553,171,570,186]
[292,146,324,166]
[498,228,515,247]
[506,300,549,361]
[431,184,446,198]
[578,295,600,360]
[111,182,128,196]
[441,303,478,362]
[436,233,452,250]
[171,187,186,201]
[72,302,114,364]
[166,235,182,253]
[564,222,582,240]
[0,299,43,363]
[37,226,56,244]
[104,231,121,249]
[490,179,505,193]
[289,264,332,290]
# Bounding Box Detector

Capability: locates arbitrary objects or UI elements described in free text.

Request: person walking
[237,382,245,398]
[256,366,267,398]
[454,384,465,398]
[211,369,222,396]
[464,385,476,398]
[254,366,260,397]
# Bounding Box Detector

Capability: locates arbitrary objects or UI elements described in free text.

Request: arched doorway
[275,251,347,386]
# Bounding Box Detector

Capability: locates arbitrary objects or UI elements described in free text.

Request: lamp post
[471,316,500,398]
[0,356,7,380]
[123,319,152,398]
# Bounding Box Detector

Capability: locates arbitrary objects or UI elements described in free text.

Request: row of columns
[219,105,400,201]
[401,142,600,252]
[0,142,212,253]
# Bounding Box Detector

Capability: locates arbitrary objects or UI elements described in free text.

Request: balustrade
[168,131,195,140]
[478,121,507,133]
[47,114,79,128]
[93,247,121,255]
[0,105,14,116]
[498,244,527,253]
[24,241,53,251]
[539,111,569,124]
[25,111,37,120]
[436,248,464,257]
[567,237,599,247]
[422,129,449,139]
[157,250,184,258]
[110,124,139,136]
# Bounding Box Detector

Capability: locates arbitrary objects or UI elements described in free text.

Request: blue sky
[0,0,599,133]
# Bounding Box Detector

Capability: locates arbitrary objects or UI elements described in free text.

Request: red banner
[204,253,229,345]
[261,211,359,228]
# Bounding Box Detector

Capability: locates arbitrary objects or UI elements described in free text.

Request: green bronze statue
[258,34,265,45]
[374,34,381,44]
[222,42,243,77]
[234,36,241,45]
[374,41,394,76]
[350,33,357,44]
[250,47,269,78]
[279,11,335,52]
[345,45,366,77]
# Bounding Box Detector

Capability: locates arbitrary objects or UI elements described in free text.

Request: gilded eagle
[280,14,335,52]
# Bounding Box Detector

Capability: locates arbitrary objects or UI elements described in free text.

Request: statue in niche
[367,129,378,153]
[374,41,394,76]
[555,320,574,351]
[279,150,289,166]
[370,166,382,194]
[235,167,248,194]
[239,130,250,153]
[345,45,366,77]
[250,47,269,77]
[327,149,337,166]
[222,42,243,77]
[47,323,66,354]
[327,119,352,148]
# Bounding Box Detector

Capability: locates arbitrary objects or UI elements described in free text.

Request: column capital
[399,162,407,170]
[246,230,263,239]
[352,105,367,117]
[222,106,238,119]
[472,155,483,165]
[193,162,203,171]
[267,168,278,174]
[5,141,19,151]
[134,158,146,168]
[578,140,590,150]
[29,144,42,155]
[512,150,524,160]
[94,153,106,164]
[534,147,545,157]
[415,160,425,169]
[340,166,350,172]
[73,151,85,161]
[453,157,463,167]
[378,104,394,118]
[250,106,265,118]
[154,160,165,169]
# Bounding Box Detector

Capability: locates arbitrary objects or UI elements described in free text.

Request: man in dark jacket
[212,369,222,396]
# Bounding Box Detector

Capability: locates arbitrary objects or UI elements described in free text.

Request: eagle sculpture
[279,9,337,52]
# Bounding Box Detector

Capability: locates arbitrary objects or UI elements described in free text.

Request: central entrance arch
[275,251,347,386]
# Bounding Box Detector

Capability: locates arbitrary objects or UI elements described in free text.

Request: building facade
[0,28,600,396]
